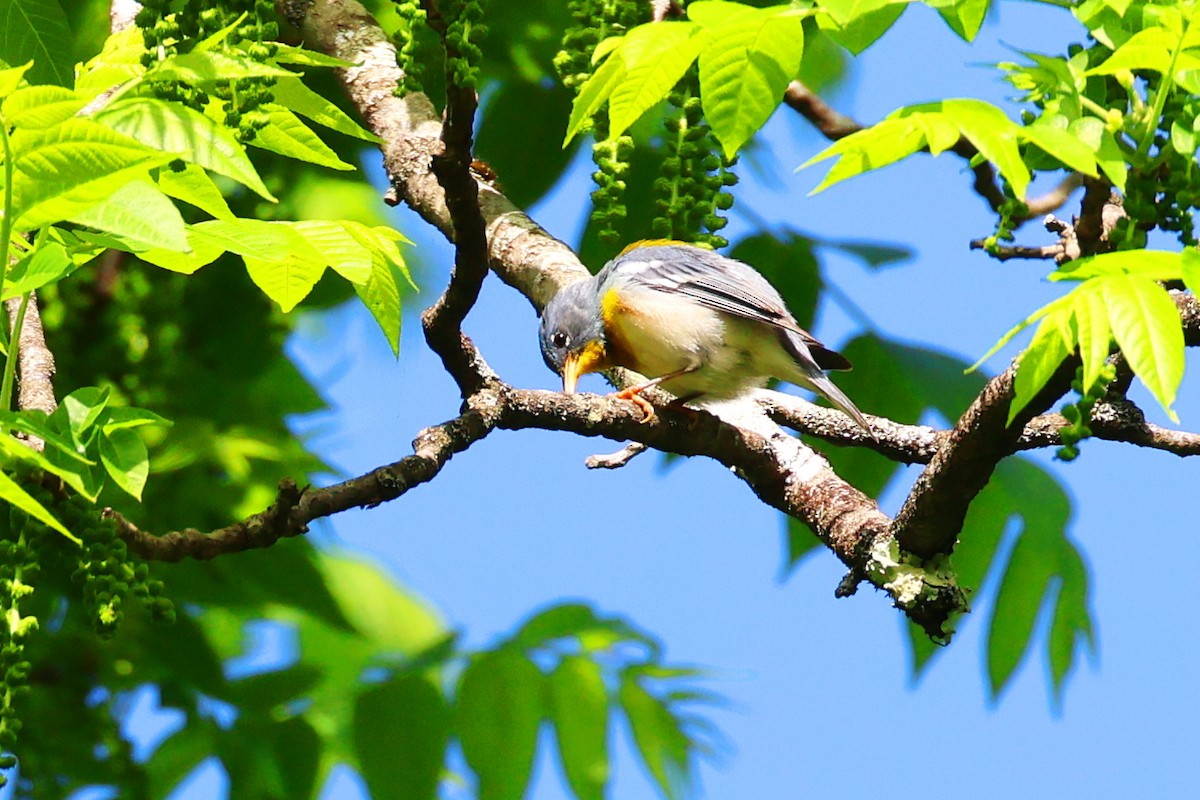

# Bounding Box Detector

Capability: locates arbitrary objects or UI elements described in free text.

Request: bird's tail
[781,330,870,431]
[805,370,870,431]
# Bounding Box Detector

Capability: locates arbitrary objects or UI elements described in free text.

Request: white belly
[607,288,794,399]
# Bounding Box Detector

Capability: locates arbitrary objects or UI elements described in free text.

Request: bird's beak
[562,342,606,394]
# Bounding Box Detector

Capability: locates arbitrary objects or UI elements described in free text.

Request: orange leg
[612,385,658,423]
[609,365,699,424]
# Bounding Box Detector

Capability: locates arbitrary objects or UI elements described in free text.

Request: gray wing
[608,245,852,371]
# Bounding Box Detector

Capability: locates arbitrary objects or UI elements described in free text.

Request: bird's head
[539,279,609,393]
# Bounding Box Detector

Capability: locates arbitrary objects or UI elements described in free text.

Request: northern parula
[539,240,868,428]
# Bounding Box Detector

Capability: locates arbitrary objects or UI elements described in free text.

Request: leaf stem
[0,117,13,350]
[1137,21,1189,160]
[1,293,30,412]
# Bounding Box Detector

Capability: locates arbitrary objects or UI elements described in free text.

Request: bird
[538,240,868,428]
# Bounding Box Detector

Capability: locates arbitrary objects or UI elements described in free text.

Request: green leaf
[251,105,355,170]
[69,179,189,252]
[146,723,220,799]
[933,0,991,41]
[352,254,404,358]
[0,469,76,542]
[619,672,691,800]
[94,97,277,202]
[1086,25,1173,75]
[817,2,908,54]
[820,0,907,27]
[564,36,628,145]
[784,516,823,569]
[970,293,1074,373]
[290,220,373,284]
[1050,249,1182,281]
[156,162,236,221]
[1,241,76,300]
[74,27,144,100]
[354,675,450,800]
[270,76,380,142]
[0,410,93,465]
[77,228,224,275]
[270,43,356,68]
[1069,117,1126,190]
[102,406,171,431]
[1180,246,1200,295]
[1048,545,1094,704]
[821,239,913,269]
[9,118,173,230]
[549,656,609,800]
[456,648,543,800]
[318,554,445,654]
[1009,310,1072,424]
[98,427,149,500]
[1021,120,1099,177]
[1100,274,1184,420]
[986,461,1077,698]
[606,23,705,140]
[0,61,31,98]
[2,84,84,128]
[191,219,329,311]
[698,6,806,158]
[938,99,1030,198]
[0,0,72,87]
[802,115,925,194]
[341,222,413,355]
[62,385,110,441]
[147,48,294,85]
[509,602,656,654]
[1069,282,1112,392]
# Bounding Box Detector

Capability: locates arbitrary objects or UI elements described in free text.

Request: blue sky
[163,2,1200,798]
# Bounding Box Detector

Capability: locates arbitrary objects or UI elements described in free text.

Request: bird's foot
[611,387,657,423]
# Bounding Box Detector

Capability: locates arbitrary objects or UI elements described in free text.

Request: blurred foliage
[1,0,1162,796]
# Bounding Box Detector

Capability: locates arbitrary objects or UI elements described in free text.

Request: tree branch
[891,358,1079,559]
[421,22,493,394]
[109,395,502,561]
[6,294,57,418]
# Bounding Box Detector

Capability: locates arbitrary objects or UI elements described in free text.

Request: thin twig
[110,393,503,561]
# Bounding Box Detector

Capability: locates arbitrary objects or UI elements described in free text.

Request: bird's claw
[612,387,657,424]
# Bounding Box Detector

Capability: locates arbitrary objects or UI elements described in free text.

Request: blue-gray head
[539,278,609,392]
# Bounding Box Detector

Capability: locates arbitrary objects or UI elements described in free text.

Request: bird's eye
[551,331,568,348]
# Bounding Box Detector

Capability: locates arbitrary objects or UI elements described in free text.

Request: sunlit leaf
[1100,274,1184,420]
[69,179,189,252]
[0,469,76,542]
[607,23,704,139]
[98,427,149,500]
[697,5,805,157]
[95,97,277,201]
[251,105,355,170]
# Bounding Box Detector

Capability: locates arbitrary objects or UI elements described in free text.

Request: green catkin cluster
[136,0,280,142]
[440,0,488,89]
[592,136,633,246]
[0,501,38,790]
[392,0,428,94]
[55,498,176,636]
[653,76,737,249]
[554,0,643,95]
[1056,362,1118,461]
[0,487,175,787]
[982,181,1027,255]
[555,0,646,249]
